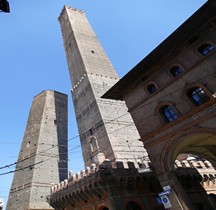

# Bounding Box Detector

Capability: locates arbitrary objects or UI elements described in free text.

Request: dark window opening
[126,202,142,210]
[141,76,148,82]
[194,203,204,210]
[188,87,210,106]
[160,106,177,122]
[198,43,215,56]
[170,66,183,77]
[147,84,158,94]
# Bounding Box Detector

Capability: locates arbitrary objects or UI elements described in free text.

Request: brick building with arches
[104,0,216,209]
[49,0,216,210]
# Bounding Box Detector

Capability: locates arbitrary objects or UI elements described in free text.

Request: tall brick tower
[6,90,68,210]
[58,6,149,167]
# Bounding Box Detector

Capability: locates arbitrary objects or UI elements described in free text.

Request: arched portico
[155,131,216,210]
[164,131,216,172]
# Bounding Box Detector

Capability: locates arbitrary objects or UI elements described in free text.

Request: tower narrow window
[160,105,177,122]
[188,87,210,106]
[89,129,93,135]
[198,43,215,56]
[170,66,183,77]
[90,136,99,153]
[147,83,158,94]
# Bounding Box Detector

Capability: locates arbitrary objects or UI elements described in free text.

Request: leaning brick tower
[6,90,68,210]
[58,6,149,167]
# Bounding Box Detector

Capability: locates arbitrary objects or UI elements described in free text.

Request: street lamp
[0,0,10,13]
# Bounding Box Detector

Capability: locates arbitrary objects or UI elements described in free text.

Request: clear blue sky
[0,0,206,207]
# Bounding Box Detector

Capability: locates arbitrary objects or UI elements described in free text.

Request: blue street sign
[160,195,172,209]
[158,190,171,196]
[156,197,162,205]
[162,197,168,203]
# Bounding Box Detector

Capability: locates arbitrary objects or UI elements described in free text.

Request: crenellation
[191,160,201,169]
[68,175,76,186]
[198,160,206,168]
[51,159,156,195]
[175,160,182,168]
[127,161,139,169]
[85,167,91,176]
[182,160,191,168]
[69,170,73,178]
[204,160,212,168]
[51,187,54,194]
[90,164,97,173]
[175,159,215,170]
[57,183,61,191]
[60,181,64,189]
[80,170,85,179]
[75,172,81,182]
[188,160,195,168]
[65,164,100,187]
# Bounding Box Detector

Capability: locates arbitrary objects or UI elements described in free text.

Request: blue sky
[0,0,206,207]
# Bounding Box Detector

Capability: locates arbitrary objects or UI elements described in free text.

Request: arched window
[147,83,158,94]
[198,43,215,56]
[188,87,210,106]
[126,202,142,210]
[170,66,183,77]
[160,105,177,122]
